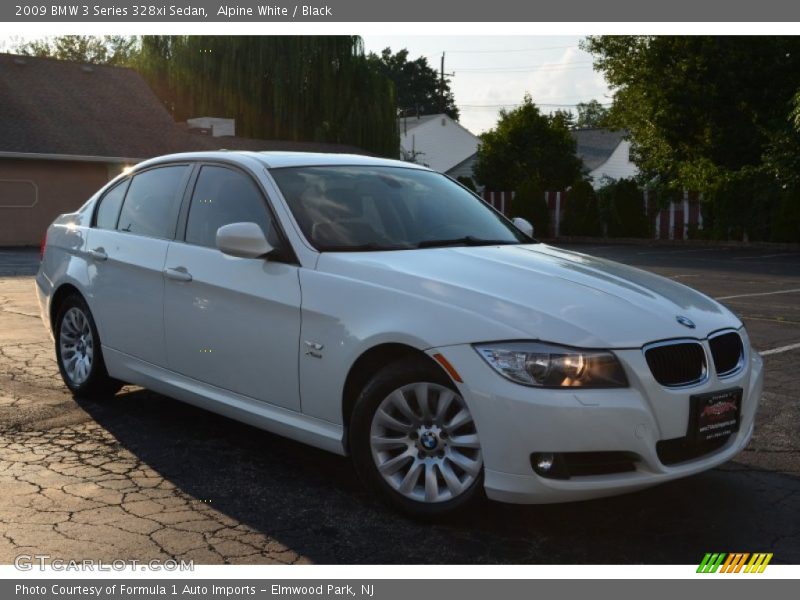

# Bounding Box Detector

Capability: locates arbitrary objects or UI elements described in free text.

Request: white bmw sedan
[37,151,762,516]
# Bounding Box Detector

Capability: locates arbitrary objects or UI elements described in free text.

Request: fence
[481,189,703,240]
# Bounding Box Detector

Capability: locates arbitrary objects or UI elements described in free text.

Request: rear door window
[116,166,189,239]
[94,179,129,230]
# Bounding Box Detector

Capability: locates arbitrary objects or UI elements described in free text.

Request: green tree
[584,36,800,241]
[474,94,583,191]
[136,36,399,157]
[574,100,609,129]
[583,36,800,192]
[15,35,137,65]
[550,109,576,130]
[368,48,459,120]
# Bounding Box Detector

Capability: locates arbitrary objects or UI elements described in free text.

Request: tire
[349,355,484,518]
[54,294,122,399]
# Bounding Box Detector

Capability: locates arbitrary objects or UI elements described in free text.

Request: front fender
[296,268,524,424]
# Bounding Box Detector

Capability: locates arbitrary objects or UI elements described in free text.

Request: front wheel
[55,294,122,399]
[350,356,484,517]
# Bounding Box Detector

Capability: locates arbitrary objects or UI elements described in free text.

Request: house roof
[445,152,477,176]
[570,128,627,171]
[399,113,442,133]
[0,53,367,161]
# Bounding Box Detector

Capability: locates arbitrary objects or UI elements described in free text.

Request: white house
[571,128,638,188]
[399,113,479,176]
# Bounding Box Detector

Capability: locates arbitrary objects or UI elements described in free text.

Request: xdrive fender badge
[304,341,324,358]
[676,315,696,329]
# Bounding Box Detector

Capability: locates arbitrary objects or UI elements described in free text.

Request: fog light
[535,453,555,472]
[530,452,569,479]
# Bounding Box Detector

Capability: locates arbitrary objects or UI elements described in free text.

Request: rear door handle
[163,267,193,282]
[88,248,107,261]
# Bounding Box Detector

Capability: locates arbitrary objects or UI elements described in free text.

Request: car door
[85,164,190,366]
[163,163,302,411]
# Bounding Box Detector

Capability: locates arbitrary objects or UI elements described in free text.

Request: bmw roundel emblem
[676,315,696,329]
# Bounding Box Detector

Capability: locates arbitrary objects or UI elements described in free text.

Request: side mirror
[512,217,534,238]
[216,222,274,259]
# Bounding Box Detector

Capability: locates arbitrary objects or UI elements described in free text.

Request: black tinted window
[95,180,129,230]
[185,166,272,248]
[117,166,188,239]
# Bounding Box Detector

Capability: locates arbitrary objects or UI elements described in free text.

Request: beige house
[0,53,365,246]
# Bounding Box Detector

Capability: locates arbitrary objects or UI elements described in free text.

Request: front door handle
[88,248,107,261]
[163,267,193,282]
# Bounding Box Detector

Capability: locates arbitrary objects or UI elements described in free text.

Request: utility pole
[440,52,445,114]
[438,53,455,115]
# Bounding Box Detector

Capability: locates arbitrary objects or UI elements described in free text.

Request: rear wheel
[55,294,121,399]
[350,356,484,517]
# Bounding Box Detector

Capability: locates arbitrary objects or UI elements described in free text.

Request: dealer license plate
[688,388,742,442]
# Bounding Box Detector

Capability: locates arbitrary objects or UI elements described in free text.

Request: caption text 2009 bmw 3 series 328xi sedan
[36,151,762,517]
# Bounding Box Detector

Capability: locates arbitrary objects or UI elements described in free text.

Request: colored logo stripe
[697,553,726,573]
[745,553,773,573]
[697,552,773,573]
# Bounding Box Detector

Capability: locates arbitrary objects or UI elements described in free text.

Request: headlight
[474,341,628,388]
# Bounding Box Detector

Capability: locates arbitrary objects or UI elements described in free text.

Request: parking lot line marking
[741,315,800,325]
[761,342,800,356]
[733,252,800,260]
[717,288,800,300]
[636,247,718,255]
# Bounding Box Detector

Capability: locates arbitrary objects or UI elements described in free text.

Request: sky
[361,35,611,135]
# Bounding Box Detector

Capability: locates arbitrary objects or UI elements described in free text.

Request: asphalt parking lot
[0,243,798,565]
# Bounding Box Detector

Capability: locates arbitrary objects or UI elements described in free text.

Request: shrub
[599,178,649,238]
[770,188,800,243]
[511,179,549,237]
[705,170,777,241]
[561,180,602,236]
[456,176,477,192]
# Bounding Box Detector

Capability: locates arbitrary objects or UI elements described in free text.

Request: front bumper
[429,339,763,504]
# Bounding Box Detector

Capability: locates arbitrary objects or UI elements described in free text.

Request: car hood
[316,244,742,348]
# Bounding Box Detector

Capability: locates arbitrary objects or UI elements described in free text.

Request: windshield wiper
[416,236,518,249]
[319,242,414,252]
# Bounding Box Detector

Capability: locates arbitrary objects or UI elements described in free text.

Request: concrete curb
[546,236,800,251]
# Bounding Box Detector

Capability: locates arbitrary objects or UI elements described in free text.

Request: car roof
[134,151,431,171]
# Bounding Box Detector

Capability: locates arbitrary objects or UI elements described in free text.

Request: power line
[454,62,594,74]
[441,44,579,54]
[462,93,611,103]
[459,101,612,109]
[456,66,594,74]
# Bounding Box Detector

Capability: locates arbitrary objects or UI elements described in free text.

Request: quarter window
[116,166,188,239]
[94,179,129,230]
[185,165,272,249]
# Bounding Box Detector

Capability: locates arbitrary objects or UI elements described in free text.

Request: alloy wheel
[369,382,483,503]
[59,307,94,385]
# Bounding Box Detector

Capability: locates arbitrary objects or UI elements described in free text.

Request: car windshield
[269,165,532,251]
